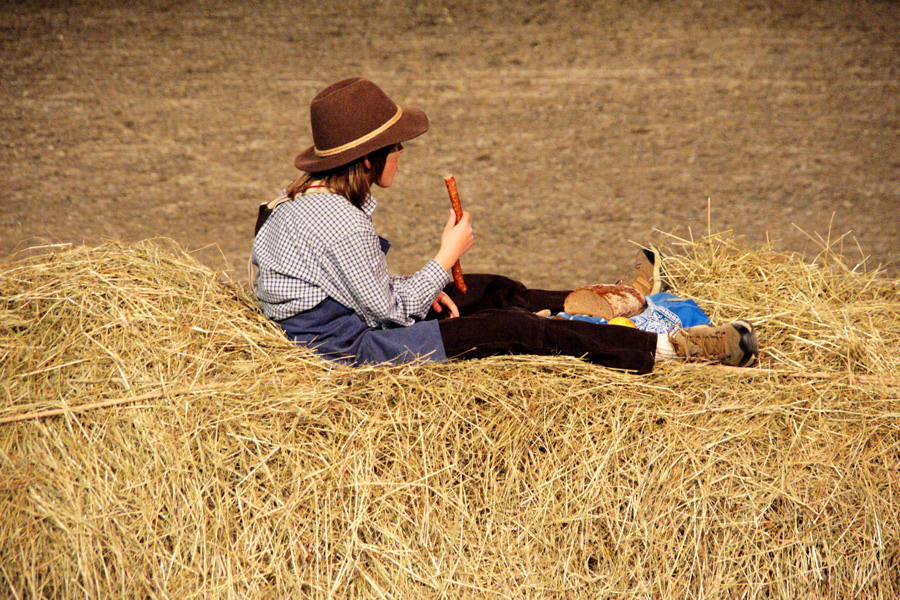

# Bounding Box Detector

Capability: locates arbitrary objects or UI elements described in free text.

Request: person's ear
[363,156,372,170]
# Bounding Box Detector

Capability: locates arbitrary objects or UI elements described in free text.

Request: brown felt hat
[294,78,429,173]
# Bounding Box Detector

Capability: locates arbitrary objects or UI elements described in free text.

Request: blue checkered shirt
[252,191,451,327]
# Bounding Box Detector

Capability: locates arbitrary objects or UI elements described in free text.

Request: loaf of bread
[563,284,646,320]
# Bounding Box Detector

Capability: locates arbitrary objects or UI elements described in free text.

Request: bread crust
[563,284,646,320]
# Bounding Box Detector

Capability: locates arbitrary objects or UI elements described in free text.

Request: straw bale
[1,234,899,599]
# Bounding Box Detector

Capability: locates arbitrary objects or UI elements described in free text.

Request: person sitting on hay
[251,78,758,373]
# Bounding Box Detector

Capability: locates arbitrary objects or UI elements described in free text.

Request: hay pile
[1,234,898,599]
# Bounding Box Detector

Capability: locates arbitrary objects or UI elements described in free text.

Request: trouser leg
[438,307,657,374]
[433,273,570,317]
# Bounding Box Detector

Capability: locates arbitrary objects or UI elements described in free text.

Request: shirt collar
[360,194,377,217]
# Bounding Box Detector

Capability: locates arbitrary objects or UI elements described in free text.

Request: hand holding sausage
[435,209,473,273]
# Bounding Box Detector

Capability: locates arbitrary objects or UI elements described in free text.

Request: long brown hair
[285,144,396,209]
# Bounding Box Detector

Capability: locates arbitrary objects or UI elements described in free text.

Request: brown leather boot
[620,246,664,296]
[669,320,759,367]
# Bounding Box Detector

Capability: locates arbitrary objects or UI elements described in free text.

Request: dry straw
[1,232,898,599]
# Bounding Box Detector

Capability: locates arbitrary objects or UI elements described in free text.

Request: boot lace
[670,327,728,360]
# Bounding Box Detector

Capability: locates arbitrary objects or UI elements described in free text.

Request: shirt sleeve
[325,228,450,328]
[388,273,411,285]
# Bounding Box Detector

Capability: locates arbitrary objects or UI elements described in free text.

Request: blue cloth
[556,292,710,334]
[277,297,446,367]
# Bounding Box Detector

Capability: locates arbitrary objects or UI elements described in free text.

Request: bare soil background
[2,0,899,291]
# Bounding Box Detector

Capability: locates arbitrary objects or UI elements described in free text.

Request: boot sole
[732,320,759,367]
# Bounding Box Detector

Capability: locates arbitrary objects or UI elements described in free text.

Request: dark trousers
[431,274,658,374]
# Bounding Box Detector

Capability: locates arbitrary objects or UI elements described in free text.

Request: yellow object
[608,317,636,328]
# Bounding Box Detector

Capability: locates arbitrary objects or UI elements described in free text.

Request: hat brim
[294,107,429,173]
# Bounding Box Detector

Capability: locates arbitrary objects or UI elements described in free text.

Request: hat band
[314,107,403,158]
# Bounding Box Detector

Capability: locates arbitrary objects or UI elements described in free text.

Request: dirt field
[2,0,898,291]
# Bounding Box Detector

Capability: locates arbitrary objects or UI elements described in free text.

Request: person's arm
[400,208,472,319]
[325,228,449,327]
[324,209,472,327]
